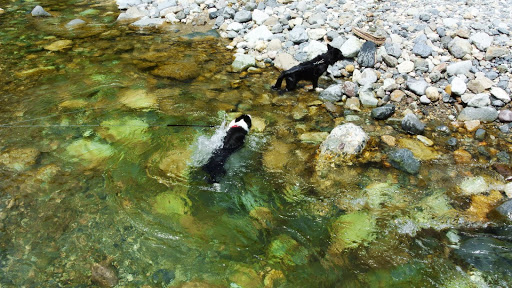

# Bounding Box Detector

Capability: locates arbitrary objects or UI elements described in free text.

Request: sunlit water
[1,0,512,287]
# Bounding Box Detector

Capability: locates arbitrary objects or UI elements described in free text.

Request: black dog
[202,114,252,183]
[272,44,344,91]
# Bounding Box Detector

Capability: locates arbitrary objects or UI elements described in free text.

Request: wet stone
[453,149,472,164]
[152,269,175,286]
[401,114,425,135]
[388,148,420,175]
[91,262,118,288]
[474,128,486,141]
[495,199,512,221]
[371,104,395,120]
[447,137,458,147]
[31,5,51,17]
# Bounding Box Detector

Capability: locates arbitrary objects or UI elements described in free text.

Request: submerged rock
[388,148,420,174]
[44,40,73,52]
[329,211,377,253]
[0,148,40,171]
[459,176,488,196]
[99,118,149,143]
[153,189,191,216]
[456,237,512,277]
[495,199,512,221]
[31,5,51,17]
[118,89,158,110]
[91,262,118,288]
[267,234,309,266]
[65,139,114,168]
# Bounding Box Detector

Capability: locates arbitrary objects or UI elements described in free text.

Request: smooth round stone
[425,87,440,101]
[498,110,512,122]
[474,128,486,141]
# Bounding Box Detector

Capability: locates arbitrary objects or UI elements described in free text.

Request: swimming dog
[272,44,344,92]
[202,114,252,183]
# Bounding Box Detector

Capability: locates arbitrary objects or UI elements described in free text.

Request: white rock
[303,40,327,60]
[491,87,511,103]
[252,9,269,25]
[244,25,273,44]
[267,38,282,51]
[357,68,378,86]
[447,60,473,76]
[307,28,327,40]
[319,123,368,155]
[451,76,467,96]
[467,93,490,108]
[470,32,493,51]
[227,22,244,31]
[397,60,414,74]
[340,36,362,58]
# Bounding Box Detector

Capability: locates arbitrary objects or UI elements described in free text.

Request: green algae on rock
[267,234,310,266]
[98,118,149,143]
[65,139,114,168]
[118,89,158,110]
[329,211,377,253]
[153,189,191,216]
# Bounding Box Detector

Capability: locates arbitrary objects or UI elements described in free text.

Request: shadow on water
[1,0,512,287]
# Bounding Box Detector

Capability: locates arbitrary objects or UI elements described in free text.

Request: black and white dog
[202,114,252,183]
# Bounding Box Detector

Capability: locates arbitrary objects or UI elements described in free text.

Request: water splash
[189,119,228,167]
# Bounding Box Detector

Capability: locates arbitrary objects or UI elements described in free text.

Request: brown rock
[91,262,118,288]
[453,149,472,164]
[390,90,405,102]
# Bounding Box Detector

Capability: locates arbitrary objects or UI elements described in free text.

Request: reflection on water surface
[1,0,511,287]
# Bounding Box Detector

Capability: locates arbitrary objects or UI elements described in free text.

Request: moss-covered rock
[119,89,158,110]
[267,234,309,266]
[329,211,377,253]
[65,139,114,168]
[153,188,191,216]
[98,118,149,143]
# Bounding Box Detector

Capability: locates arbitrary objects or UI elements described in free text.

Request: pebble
[453,149,472,164]
[425,87,441,102]
[451,76,467,96]
[31,5,51,17]
[397,61,414,74]
[491,87,511,103]
[498,110,512,122]
[464,120,481,132]
[406,78,428,96]
[381,135,396,146]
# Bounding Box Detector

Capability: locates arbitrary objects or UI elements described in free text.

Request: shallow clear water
[1,0,512,287]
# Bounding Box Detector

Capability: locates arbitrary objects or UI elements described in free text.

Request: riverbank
[111,0,512,132]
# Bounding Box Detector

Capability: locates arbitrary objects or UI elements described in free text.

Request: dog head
[325,44,344,64]
[228,114,252,132]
